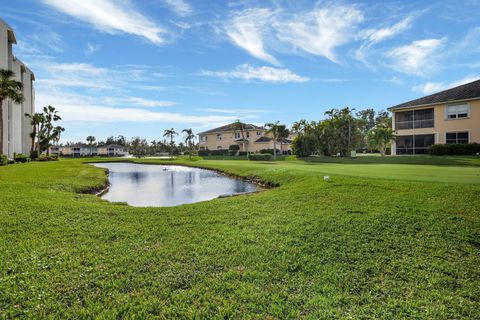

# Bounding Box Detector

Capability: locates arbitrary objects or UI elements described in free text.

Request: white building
[0,18,35,158]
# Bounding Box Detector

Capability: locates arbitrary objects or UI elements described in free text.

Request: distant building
[198,122,294,153]
[0,19,35,158]
[59,144,128,157]
[389,80,480,155]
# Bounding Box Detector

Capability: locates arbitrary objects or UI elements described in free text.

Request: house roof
[198,122,265,135]
[255,136,272,143]
[389,79,480,111]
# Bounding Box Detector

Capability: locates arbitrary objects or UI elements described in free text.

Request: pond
[92,162,260,207]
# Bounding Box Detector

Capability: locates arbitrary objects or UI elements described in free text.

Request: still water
[92,162,259,207]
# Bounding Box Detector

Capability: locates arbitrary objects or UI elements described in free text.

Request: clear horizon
[2,0,480,143]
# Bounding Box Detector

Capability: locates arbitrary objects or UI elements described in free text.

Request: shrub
[14,154,30,163]
[248,153,273,161]
[428,143,480,155]
[198,149,209,156]
[208,149,229,156]
[0,155,7,166]
[228,144,240,151]
[228,150,237,156]
[259,148,281,155]
[238,151,248,156]
[38,155,59,162]
[292,135,317,157]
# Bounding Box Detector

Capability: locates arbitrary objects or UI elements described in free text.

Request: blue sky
[2,0,480,142]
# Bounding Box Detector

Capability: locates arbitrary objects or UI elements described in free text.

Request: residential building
[198,122,294,153]
[389,80,480,155]
[59,144,128,157]
[0,18,35,158]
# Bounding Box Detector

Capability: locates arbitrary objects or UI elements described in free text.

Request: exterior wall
[0,20,35,158]
[391,99,480,155]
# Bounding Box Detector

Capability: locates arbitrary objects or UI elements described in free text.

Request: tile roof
[389,79,480,110]
[198,122,265,135]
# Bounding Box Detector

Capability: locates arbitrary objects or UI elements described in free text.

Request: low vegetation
[428,143,480,155]
[1,156,479,318]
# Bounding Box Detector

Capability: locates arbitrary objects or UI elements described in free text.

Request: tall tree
[25,113,44,157]
[163,128,178,157]
[182,128,196,160]
[0,69,24,155]
[232,120,248,154]
[277,125,290,155]
[86,136,96,156]
[265,121,281,160]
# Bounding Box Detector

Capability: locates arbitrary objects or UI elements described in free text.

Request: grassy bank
[1,157,479,318]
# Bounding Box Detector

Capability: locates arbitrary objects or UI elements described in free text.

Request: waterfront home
[389,80,480,155]
[198,122,294,154]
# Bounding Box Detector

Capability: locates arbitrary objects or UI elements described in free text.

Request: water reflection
[92,163,259,207]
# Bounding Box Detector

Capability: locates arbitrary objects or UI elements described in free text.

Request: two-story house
[198,122,293,153]
[389,80,480,155]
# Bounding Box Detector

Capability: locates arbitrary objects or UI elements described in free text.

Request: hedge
[259,148,281,155]
[248,153,273,161]
[229,144,240,151]
[428,143,480,155]
[0,155,7,166]
[238,151,248,156]
[14,154,30,163]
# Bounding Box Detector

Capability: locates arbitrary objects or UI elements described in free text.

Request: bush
[428,143,480,155]
[14,154,30,163]
[198,149,209,156]
[259,148,281,155]
[248,153,273,161]
[0,155,7,166]
[238,151,248,156]
[228,150,237,156]
[38,154,59,162]
[208,149,229,156]
[229,144,240,151]
[292,135,317,157]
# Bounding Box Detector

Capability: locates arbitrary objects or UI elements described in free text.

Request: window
[246,132,250,138]
[446,104,469,119]
[395,108,434,129]
[234,132,241,139]
[217,146,222,150]
[201,136,207,142]
[257,131,262,136]
[216,134,222,140]
[446,131,469,144]
[396,134,435,155]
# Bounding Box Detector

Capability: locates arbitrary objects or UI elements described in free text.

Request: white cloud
[162,0,192,16]
[386,38,446,76]
[41,0,167,44]
[201,63,309,83]
[104,96,178,108]
[362,16,414,45]
[84,43,100,55]
[413,76,480,94]
[274,3,363,63]
[226,8,279,65]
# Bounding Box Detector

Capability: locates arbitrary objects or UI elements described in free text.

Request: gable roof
[198,122,265,135]
[389,79,480,111]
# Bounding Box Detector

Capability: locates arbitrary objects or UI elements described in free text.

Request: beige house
[59,144,128,157]
[198,122,294,153]
[389,80,480,155]
[0,19,35,158]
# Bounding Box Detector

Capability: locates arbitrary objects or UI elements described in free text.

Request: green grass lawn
[1,157,479,318]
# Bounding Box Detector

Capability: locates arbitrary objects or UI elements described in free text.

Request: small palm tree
[86,136,96,156]
[277,125,290,155]
[182,128,196,160]
[265,121,281,160]
[25,112,45,158]
[232,120,248,153]
[163,128,178,157]
[0,69,24,155]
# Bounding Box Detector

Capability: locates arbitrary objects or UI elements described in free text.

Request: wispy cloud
[84,43,100,55]
[41,0,168,44]
[200,63,309,83]
[226,8,279,65]
[413,75,480,94]
[386,38,446,76]
[104,96,178,108]
[162,0,193,16]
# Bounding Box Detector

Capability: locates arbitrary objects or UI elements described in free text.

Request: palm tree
[265,121,281,160]
[0,69,24,155]
[232,120,248,153]
[163,128,178,157]
[182,128,196,160]
[86,136,96,156]
[277,125,290,155]
[25,113,43,158]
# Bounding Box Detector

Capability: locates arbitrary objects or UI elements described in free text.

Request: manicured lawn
[1,157,479,318]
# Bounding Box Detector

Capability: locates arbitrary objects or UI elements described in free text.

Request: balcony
[395,119,434,130]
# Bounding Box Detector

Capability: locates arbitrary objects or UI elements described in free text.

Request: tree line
[291,107,394,157]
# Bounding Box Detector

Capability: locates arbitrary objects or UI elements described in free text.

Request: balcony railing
[395,119,434,130]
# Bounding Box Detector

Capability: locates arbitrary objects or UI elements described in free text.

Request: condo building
[389,80,480,155]
[0,18,35,158]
